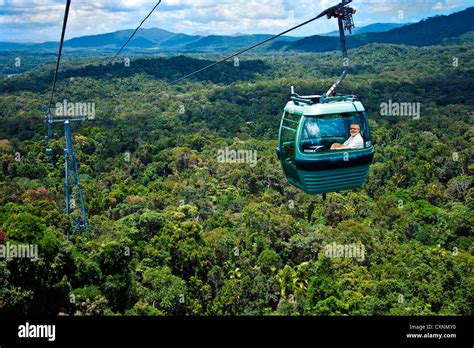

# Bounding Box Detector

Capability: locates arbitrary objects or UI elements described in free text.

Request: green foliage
[139,266,187,315]
[70,286,109,315]
[3,213,47,243]
[0,40,473,316]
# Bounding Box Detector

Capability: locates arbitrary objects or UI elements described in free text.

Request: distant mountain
[365,7,474,46]
[181,34,298,52]
[58,27,176,49]
[1,7,472,53]
[0,41,58,51]
[0,27,296,53]
[273,7,474,52]
[321,22,409,36]
[0,42,34,50]
[0,27,180,51]
[158,33,203,49]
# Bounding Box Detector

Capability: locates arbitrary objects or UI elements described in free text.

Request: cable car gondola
[276,0,374,195]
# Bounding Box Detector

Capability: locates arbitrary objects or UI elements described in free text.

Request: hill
[321,22,409,36]
[0,28,296,53]
[272,7,474,52]
[2,7,472,54]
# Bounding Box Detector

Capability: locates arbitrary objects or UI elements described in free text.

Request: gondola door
[278,111,302,186]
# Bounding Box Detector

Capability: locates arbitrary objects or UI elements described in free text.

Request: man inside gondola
[330,123,363,150]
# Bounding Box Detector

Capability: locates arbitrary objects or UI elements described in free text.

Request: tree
[140,266,187,315]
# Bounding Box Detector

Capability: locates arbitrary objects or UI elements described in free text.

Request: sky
[0,0,473,42]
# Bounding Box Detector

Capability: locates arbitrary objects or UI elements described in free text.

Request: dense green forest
[0,40,473,316]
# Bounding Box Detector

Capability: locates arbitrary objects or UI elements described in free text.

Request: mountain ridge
[1,7,472,53]
[321,22,410,36]
[273,7,474,52]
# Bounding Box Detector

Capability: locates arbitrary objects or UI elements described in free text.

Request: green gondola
[276,93,374,194]
[276,0,374,195]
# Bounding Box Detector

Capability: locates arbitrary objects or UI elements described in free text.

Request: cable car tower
[43,0,88,239]
[44,107,88,239]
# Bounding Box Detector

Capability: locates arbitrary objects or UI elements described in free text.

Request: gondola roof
[284,96,366,116]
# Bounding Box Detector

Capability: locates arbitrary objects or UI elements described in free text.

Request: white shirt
[343,133,364,149]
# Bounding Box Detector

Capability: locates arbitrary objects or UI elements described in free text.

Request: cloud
[432,0,459,11]
[0,0,471,42]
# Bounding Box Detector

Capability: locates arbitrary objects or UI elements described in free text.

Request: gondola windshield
[301,112,369,153]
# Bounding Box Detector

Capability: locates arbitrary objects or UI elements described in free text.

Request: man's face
[307,122,320,136]
[350,124,360,136]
